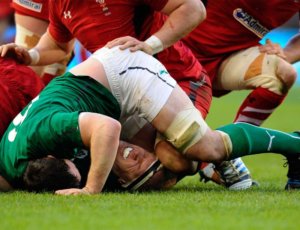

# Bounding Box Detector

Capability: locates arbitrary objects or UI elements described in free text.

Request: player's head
[115,141,179,191]
[23,157,81,192]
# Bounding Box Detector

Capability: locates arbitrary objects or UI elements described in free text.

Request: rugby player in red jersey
[0,57,44,151]
[183,0,300,190]
[11,0,71,84]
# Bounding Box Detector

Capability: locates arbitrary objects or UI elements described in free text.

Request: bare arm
[32,30,75,66]
[56,112,121,195]
[155,0,206,49]
[0,30,74,66]
[155,137,197,175]
[283,33,300,63]
[259,33,300,64]
[107,0,206,55]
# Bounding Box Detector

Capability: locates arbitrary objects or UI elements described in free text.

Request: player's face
[64,159,82,182]
[114,142,157,185]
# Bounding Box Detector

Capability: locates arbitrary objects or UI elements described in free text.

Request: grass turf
[1,87,300,230]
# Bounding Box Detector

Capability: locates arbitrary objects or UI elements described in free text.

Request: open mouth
[123,147,133,159]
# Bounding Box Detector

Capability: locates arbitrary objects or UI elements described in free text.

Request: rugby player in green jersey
[1,44,300,195]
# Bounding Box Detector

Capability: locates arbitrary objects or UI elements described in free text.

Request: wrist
[82,186,92,195]
[144,35,163,55]
[28,48,40,65]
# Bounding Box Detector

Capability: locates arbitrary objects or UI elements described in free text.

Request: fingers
[129,43,153,55]
[106,36,140,49]
[105,36,153,55]
[259,39,287,60]
[0,43,32,64]
[55,187,92,196]
[0,43,16,57]
[106,36,137,48]
[55,188,91,196]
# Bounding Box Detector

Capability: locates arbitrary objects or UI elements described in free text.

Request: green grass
[1,87,300,230]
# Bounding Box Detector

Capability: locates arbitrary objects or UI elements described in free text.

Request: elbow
[187,0,207,28]
[196,0,207,24]
[106,118,122,137]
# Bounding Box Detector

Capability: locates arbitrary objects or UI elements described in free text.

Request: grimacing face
[113,142,158,185]
[113,141,178,191]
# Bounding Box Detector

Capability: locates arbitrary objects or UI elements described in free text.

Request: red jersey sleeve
[11,0,49,21]
[48,0,73,43]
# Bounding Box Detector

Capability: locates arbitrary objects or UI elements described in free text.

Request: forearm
[155,0,206,49]
[284,33,300,63]
[155,139,197,175]
[83,117,121,194]
[32,31,74,66]
[85,136,119,193]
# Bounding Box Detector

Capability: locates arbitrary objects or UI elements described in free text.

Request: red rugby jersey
[48,0,168,53]
[11,0,49,21]
[0,58,44,137]
[183,0,300,81]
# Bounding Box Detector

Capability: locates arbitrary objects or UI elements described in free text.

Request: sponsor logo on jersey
[13,0,43,13]
[233,8,269,38]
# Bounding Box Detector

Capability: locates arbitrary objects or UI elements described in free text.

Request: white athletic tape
[28,48,40,65]
[144,35,163,55]
[164,107,208,154]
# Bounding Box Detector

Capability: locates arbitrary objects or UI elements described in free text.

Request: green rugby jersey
[0,72,120,185]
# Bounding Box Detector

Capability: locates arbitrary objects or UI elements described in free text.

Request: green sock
[217,123,300,159]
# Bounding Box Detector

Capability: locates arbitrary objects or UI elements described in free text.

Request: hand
[55,187,92,196]
[106,36,153,55]
[259,39,287,60]
[0,43,31,65]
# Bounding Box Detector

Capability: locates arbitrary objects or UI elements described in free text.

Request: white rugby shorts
[92,47,177,127]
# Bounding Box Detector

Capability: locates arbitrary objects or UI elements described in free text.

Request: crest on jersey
[233,8,269,38]
[13,0,43,13]
[96,0,111,16]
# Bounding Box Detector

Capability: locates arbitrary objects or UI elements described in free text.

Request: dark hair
[23,158,80,192]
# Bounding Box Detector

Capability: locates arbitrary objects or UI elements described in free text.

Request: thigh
[214,46,279,91]
[178,69,212,119]
[101,48,177,124]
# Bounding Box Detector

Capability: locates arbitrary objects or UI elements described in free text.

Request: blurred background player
[182,0,299,190]
[0,0,14,45]
[11,0,72,84]
[0,57,44,140]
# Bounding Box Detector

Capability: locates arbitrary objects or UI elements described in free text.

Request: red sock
[234,87,286,125]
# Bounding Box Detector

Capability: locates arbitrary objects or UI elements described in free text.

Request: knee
[185,130,227,163]
[276,59,297,90]
[198,147,224,163]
